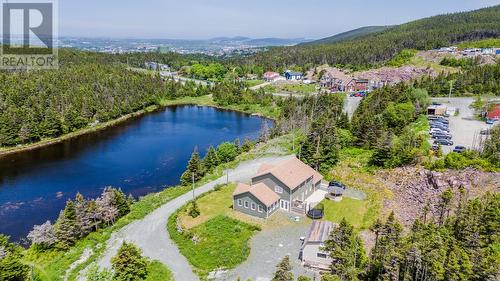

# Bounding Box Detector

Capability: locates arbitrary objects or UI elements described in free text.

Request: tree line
[414,61,500,96]
[236,5,500,70]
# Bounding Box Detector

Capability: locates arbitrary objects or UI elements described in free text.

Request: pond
[0,105,268,241]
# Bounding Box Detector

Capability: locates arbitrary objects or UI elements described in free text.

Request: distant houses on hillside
[284,70,304,80]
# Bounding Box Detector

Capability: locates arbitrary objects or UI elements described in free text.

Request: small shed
[301,221,335,271]
[427,104,448,116]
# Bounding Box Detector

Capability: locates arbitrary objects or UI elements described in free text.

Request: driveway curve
[94,155,293,281]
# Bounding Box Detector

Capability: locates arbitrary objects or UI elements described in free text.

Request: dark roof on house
[285,70,303,76]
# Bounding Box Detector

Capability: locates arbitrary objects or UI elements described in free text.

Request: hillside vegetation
[240,5,500,70]
[302,25,391,45]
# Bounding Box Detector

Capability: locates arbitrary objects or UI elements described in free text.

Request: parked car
[430,120,449,127]
[432,132,452,139]
[453,146,466,153]
[328,181,346,189]
[480,129,491,135]
[430,124,449,131]
[434,139,454,146]
[430,128,446,134]
[486,119,496,125]
[431,144,440,151]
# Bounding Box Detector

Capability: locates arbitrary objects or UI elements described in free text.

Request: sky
[59,0,500,39]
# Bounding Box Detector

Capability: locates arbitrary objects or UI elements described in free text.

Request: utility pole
[226,169,229,185]
[192,172,195,200]
[448,80,454,100]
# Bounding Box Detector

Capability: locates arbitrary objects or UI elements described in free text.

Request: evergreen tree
[203,146,220,172]
[0,235,29,281]
[323,218,366,281]
[272,256,293,281]
[54,200,79,249]
[111,242,148,281]
[368,212,403,280]
[181,147,204,186]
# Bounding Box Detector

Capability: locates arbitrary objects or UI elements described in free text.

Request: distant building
[263,71,281,82]
[427,104,448,116]
[346,78,369,92]
[284,70,304,80]
[486,104,500,122]
[301,221,335,271]
[144,62,170,71]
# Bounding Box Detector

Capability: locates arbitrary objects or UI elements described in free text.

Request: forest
[414,61,500,96]
[237,5,500,70]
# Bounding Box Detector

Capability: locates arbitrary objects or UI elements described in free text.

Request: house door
[280,200,289,211]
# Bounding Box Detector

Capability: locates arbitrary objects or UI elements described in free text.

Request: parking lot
[431,97,492,154]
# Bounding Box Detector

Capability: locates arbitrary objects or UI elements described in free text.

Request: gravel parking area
[215,212,316,281]
[431,97,491,154]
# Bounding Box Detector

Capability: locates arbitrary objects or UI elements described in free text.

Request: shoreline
[0,95,275,158]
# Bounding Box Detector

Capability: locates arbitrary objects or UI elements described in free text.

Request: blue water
[0,105,267,241]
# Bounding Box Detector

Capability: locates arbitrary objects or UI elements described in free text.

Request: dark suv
[453,146,466,153]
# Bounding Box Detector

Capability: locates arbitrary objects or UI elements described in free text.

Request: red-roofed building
[263,71,281,82]
[486,104,500,122]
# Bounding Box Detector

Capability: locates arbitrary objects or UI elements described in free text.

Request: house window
[258,205,263,212]
[251,203,256,210]
[237,199,242,206]
[274,186,283,194]
[317,253,328,259]
[244,201,249,208]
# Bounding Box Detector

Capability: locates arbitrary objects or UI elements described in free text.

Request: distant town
[57,36,310,56]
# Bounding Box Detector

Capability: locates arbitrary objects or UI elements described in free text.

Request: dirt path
[91,155,293,281]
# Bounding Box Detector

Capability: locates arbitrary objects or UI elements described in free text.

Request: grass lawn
[324,147,390,230]
[179,183,236,229]
[168,215,259,279]
[281,83,317,94]
[321,197,375,229]
[245,79,265,88]
[146,260,174,281]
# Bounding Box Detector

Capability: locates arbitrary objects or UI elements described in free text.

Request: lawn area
[179,183,236,229]
[321,197,374,229]
[324,147,390,230]
[146,260,174,281]
[168,215,259,279]
[281,83,317,94]
[245,79,266,88]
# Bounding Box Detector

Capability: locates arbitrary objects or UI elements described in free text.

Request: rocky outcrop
[378,167,499,228]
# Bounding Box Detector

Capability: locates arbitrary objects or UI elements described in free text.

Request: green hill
[302,26,392,45]
[241,5,500,69]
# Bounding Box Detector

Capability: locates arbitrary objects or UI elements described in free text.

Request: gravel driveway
[431,97,490,153]
[215,214,314,281]
[345,95,362,119]
[90,155,293,281]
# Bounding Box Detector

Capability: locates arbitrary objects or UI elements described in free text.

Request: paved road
[431,97,491,153]
[93,155,293,281]
[344,95,362,119]
[250,82,271,91]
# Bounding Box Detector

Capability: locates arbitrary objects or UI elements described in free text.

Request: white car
[429,128,445,134]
